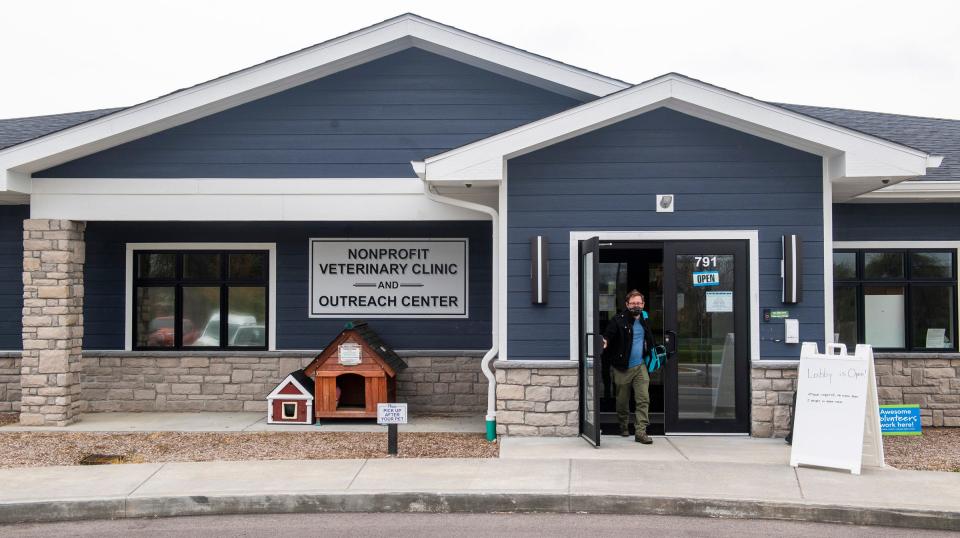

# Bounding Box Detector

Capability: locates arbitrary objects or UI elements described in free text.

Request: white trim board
[0,14,627,191]
[31,178,489,221]
[33,178,438,195]
[567,230,761,365]
[834,241,960,249]
[420,74,937,201]
[267,374,313,399]
[124,242,278,351]
[822,159,835,348]
[850,181,960,203]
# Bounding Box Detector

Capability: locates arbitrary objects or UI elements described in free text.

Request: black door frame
[575,236,752,437]
[662,240,751,434]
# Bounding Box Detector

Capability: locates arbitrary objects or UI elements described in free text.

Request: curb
[1,492,959,531]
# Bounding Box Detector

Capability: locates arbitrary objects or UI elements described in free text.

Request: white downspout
[415,169,499,441]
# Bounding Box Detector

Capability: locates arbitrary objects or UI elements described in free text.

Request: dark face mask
[627,307,643,316]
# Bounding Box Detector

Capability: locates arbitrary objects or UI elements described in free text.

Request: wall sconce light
[530,235,548,304]
[782,234,802,304]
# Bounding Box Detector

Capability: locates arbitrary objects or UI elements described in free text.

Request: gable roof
[416,73,940,200]
[0,14,629,192]
[0,15,954,199]
[267,369,315,398]
[306,320,407,374]
[348,320,407,373]
[776,103,960,182]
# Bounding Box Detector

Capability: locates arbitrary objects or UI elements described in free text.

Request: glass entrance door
[578,237,602,446]
[663,241,750,433]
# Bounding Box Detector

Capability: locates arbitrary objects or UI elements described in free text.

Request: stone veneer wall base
[0,354,20,413]
[751,355,960,437]
[494,360,579,436]
[79,351,486,414]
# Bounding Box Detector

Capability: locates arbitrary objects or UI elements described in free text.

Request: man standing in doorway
[602,290,655,444]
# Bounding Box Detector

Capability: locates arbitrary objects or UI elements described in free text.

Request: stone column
[20,219,85,426]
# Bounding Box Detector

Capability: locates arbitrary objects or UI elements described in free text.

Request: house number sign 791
[694,256,717,268]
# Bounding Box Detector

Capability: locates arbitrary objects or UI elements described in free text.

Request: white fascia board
[408,37,625,100]
[0,14,627,190]
[847,180,960,202]
[31,193,487,222]
[31,178,429,195]
[423,75,932,184]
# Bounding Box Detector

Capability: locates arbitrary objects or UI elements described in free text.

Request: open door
[578,236,602,446]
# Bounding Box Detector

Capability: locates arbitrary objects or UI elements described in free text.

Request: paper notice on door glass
[705,291,733,313]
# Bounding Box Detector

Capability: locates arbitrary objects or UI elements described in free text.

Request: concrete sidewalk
[1,438,959,530]
[2,415,958,529]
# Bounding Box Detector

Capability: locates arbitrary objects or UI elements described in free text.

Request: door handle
[584,332,601,359]
[664,330,678,358]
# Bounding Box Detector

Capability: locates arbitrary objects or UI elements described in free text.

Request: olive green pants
[613,363,650,433]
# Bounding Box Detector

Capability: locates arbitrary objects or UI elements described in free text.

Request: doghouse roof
[268,369,315,398]
[306,320,407,375]
[347,321,407,373]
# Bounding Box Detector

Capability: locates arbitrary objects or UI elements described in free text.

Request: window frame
[833,248,958,352]
[126,243,276,352]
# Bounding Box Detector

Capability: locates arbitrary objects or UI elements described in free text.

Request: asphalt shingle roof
[0,108,124,150]
[776,103,960,181]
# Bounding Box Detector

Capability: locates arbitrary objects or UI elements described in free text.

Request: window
[282,402,297,419]
[134,250,269,350]
[834,249,957,351]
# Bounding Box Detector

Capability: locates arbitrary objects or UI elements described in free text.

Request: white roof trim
[419,74,933,186]
[267,374,313,399]
[850,180,960,203]
[0,14,628,192]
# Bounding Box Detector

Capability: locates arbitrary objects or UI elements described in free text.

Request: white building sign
[309,238,468,318]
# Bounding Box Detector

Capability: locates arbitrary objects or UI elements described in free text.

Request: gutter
[414,161,499,441]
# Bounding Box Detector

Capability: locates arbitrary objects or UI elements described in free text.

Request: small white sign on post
[377,403,408,425]
[790,342,884,475]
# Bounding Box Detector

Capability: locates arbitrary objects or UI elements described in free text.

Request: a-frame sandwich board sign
[790,343,884,475]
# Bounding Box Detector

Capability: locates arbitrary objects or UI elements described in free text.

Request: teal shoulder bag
[645,345,668,373]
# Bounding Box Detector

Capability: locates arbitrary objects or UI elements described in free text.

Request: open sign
[692,271,720,287]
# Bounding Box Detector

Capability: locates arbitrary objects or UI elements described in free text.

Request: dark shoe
[619,425,630,437]
[635,432,653,445]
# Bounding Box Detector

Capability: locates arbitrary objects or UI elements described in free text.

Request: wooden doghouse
[266,369,315,425]
[305,321,407,419]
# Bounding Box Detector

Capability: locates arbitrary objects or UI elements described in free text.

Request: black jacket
[602,310,655,371]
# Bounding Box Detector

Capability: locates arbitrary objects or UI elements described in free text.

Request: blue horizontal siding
[84,221,492,350]
[35,48,580,178]
[834,203,960,241]
[0,205,27,350]
[506,108,824,361]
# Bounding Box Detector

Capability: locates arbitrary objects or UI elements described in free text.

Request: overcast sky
[2,0,958,120]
